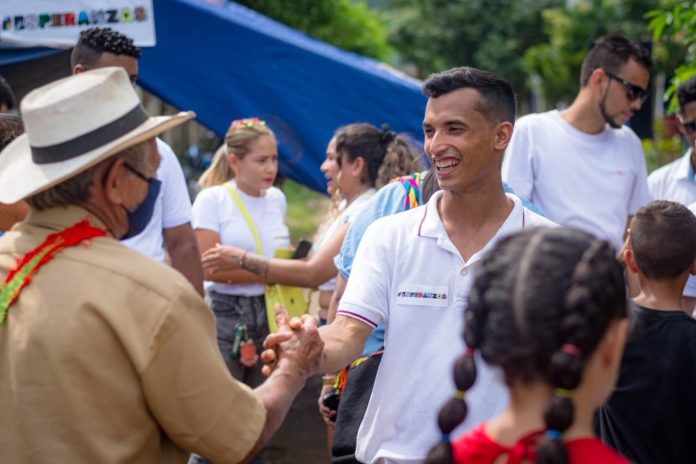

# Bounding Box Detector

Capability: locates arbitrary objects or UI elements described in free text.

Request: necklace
[0,218,107,324]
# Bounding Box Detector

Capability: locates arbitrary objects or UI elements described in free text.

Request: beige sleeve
[141,288,266,462]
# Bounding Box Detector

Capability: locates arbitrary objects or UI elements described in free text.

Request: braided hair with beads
[425,227,627,464]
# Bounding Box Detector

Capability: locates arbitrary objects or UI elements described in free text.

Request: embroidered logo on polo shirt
[396,284,448,308]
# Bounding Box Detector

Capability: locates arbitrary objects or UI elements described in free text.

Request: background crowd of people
[0,25,695,464]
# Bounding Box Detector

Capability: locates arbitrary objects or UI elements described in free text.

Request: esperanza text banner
[0,1,155,47]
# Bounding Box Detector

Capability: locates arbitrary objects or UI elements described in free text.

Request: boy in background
[598,200,696,463]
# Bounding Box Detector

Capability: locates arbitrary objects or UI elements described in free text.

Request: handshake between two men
[247,303,372,462]
[261,304,324,378]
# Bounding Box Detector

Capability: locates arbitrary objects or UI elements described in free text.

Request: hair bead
[561,343,582,357]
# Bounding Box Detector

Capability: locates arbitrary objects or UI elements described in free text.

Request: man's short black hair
[630,200,696,280]
[422,67,517,125]
[677,76,696,114]
[580,34,652,86]
[0,75,16,112]
[70,27,141,69]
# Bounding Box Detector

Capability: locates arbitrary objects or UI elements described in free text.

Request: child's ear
[623,247,639,274]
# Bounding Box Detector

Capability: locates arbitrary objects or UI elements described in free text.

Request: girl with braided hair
[426,227,629,464]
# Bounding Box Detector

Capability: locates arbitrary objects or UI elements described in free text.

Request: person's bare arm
[195,229,265,284]
[163,223,204,295]
[203,223,349,287]
[263,306,372,431]
[316,315,372,372]
[262,314,371,376]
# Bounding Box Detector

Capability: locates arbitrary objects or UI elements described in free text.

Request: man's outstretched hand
[261,304,323,378]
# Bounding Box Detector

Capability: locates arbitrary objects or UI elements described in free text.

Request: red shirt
[453,423,629,464]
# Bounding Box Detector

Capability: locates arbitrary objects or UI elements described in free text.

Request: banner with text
[0,1,155,47]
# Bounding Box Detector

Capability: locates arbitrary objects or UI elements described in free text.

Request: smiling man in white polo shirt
[273,67,554,464]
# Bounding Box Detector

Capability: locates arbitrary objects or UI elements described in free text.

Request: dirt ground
[266,375,330,463]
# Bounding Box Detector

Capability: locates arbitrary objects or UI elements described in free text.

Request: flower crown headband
[224,117,268,155]
[230,117,266,129]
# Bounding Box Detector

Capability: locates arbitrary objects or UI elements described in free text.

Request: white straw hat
[0,67,195,203]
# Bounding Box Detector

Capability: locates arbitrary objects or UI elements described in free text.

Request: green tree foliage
[234,0,392,61]
[524,0,682,109]
[646,1,696,111]
[386,0,563,101]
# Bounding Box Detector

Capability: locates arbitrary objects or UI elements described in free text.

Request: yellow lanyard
[224,182,263,255]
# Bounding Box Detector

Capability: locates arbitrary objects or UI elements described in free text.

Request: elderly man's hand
[261,304,323,378]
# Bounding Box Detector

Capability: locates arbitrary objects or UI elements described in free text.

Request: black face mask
[121,177,161,240]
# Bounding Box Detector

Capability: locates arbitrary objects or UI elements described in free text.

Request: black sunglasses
[604,70,649,103]
[678,115,696,135]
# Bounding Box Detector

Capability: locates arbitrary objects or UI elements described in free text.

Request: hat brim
[0,111,195,204]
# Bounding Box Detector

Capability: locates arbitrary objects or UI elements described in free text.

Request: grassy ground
[281,178,329,244]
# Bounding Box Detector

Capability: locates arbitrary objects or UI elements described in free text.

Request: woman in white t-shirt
[191,118,289,394]
[201,123,423,320]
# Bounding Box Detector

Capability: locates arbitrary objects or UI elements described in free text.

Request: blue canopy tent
[143,0,427,191]
[0,47,60,66]
[0,0,427,191]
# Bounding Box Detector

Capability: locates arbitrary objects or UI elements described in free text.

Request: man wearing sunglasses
[502,35,652,252]
[647,76,696,313]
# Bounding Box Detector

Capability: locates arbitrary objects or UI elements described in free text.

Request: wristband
[322,375,337,386]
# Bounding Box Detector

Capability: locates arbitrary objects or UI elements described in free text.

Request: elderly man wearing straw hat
[0,67,322,463]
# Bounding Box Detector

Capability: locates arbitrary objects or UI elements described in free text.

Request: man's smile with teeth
[434,158,460,170]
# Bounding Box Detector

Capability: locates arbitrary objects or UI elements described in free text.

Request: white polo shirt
[502,110,649,251]
[337,190,555,464]
[121,138,192,262]
[648,149,696,297]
